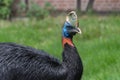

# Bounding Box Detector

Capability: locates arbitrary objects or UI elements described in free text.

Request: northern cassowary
[0,11,83,80]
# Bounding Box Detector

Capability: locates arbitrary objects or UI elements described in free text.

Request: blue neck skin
[62,21,72,38]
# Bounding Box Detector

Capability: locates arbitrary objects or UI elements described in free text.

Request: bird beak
[67,27,82,34]
[66,11,82,34]
[77,27,82,34]
[73,27,82,34]
[76,20,82,34]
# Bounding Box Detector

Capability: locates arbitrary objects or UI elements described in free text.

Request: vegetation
[0,0,53,20]
[26,2,50,19]
[0,15,120,80]
[0,0,13,19]
[19,1,53,19]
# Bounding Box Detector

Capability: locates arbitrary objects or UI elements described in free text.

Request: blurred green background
[0,14,120,80]
[0,0,120,80]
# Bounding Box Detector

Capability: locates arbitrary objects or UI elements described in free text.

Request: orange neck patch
[62,37,74,47]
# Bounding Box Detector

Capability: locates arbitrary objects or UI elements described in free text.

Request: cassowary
[0,11,83,80]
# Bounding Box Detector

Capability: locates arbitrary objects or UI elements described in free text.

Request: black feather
[0,42,83,80]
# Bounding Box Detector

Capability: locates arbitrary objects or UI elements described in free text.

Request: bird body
[0,11,83,80]
[0,43,66,80]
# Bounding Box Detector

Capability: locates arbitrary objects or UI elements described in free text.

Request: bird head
[62,11,82,38]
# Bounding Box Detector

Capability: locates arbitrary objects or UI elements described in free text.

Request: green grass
[0,15,120,80]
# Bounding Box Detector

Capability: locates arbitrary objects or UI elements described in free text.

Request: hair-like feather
[0,11,83,80]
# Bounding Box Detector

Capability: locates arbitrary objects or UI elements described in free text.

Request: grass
[0,14,120,80]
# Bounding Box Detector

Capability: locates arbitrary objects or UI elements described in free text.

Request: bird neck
[62,37,74,47]
[62,42,83,79]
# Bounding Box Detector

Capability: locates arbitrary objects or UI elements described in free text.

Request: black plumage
[0,11,83,80]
